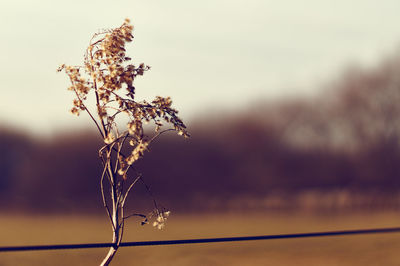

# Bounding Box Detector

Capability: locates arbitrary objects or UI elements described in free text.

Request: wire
[1,227,400,252]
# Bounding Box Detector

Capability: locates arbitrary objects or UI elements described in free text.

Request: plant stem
[100,149,122,266]
[100,245,118,266]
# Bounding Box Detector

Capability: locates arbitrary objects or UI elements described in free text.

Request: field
[0,211,400,265]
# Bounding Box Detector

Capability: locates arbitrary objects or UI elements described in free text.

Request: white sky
[1,0,400,135]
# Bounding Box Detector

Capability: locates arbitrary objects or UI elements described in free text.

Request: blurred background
[2,1,400,265]
[2,0,400,213]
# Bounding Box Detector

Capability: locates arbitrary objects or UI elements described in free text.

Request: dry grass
[0,211,400,265]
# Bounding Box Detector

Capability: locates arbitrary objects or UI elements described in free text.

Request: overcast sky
[1,0,400,135]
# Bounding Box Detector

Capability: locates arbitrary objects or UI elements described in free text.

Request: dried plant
[58,19,189,265]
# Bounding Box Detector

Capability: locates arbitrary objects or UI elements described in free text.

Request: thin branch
[106,151,116,187]
[100,164,115,230]
[85,106,105,138]
[118,219,124,247]
[121,174,142,208]
[139,176,159,211]
[148,128,176,145]
[88,43,107,136]
[90,36,106,47]
[123,213,147,220]
[99,133,131,154]
[99,149,114,187]
[114,133,129,175]
[70,81,104,138]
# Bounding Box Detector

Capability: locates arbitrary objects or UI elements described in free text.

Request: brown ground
[0,211,399,265]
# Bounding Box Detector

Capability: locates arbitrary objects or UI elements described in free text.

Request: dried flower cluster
[152,210,171,230]
[58,19,188,164]
[58,19,189,265]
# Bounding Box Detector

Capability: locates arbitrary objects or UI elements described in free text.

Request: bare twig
[100,165,115,230]
[122,174,142,208]
[123,213,147,220]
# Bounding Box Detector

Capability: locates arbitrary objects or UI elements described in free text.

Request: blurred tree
[335,60,400,151]
[0,128,33,199]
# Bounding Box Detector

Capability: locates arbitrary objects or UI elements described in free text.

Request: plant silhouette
[58,18,189,265]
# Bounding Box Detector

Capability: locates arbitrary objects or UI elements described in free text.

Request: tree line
[2,55,400,213]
